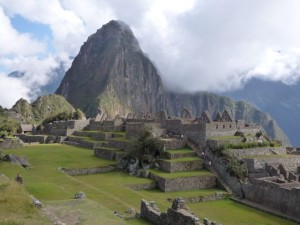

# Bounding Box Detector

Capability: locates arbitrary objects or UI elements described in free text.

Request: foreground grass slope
[0,174,51,225]
[0,144,297,225]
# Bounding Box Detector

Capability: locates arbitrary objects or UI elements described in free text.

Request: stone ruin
[140,198,221,225]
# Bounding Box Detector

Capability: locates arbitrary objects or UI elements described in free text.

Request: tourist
[15,173,23,184]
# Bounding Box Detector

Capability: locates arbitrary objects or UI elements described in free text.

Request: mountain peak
[56,20,164,116]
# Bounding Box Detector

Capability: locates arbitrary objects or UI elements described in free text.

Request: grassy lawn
[0,144,298,225]
[149,169,213,178]
[188,199,297,225]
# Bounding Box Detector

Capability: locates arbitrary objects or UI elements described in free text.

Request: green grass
[0,144,298,225]
[162,156,202,163]
[188,199,297,225]
[166,148,193,154]
[149,169,213,179]
[0,178,51,225]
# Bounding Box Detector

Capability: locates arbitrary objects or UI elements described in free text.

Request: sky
[1,0,300,108]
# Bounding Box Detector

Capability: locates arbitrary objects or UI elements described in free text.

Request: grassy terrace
[109,136,131,142]
[166,148,193,154]
[208,135,241,140]
[0,144,298,225]
[69,135,108,144]
[149,169,212,178]
[96,146,122,151]
[161,156,201,163]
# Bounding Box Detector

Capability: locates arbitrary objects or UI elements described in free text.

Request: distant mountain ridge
[55,20,290,145]
[223,78,300,146]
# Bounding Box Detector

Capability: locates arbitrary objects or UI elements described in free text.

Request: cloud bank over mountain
[1,0,300,107]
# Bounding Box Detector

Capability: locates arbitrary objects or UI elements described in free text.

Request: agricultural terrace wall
[17,134,46,144]
[242,156,300,173]
[60,166,114,176]
[150,173,216,192]
[158,159,203,173]
[107,139,133,152]
[229,147,286,158]
[242,178,300,221]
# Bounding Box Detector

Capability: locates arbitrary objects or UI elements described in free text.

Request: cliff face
[55,20,290,145]
[56,20,165,117]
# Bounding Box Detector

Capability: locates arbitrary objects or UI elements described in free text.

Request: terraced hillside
[1,143,298,225]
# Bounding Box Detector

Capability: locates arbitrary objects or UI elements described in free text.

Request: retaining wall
[158,159,203,173]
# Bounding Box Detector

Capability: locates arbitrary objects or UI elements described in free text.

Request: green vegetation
[0,176,51,225]
[128,129,163,164]
[162,157,201,163]
[188,199,296,225]
[0,144,297,225]
[0,107,19,136]
[166,148,193,154]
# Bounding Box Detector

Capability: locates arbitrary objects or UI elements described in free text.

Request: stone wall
[205,147,244,197]
[125,182,157,190]
[161,120,182,135]
[181,123,207,148]
[242,156,300,173]
[60,166,115,176]
[158,159,203,173]
[140,198,221,225]
[94,147,120,160]
[229,147,287,158]
[126,122,145,139]
[242,178,300,222]
[17,134,46,144]
[108,139,133,152]
[162,139,186,150]
[150,172,216,192]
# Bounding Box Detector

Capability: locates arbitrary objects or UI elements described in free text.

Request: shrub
[226,156,248,181]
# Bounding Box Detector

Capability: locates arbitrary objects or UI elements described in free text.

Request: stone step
[94,146,123,160]
[162,148,196,159]
[158,157,204,173]
[67,136,107,149]
[149,170,216,192]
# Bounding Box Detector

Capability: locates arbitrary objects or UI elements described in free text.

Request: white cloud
[0,73,30,108]
[0,6,45,56]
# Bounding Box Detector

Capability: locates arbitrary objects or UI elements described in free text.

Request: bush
[226,156,248,181]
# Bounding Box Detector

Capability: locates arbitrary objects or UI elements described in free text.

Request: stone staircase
[149,140,217,192]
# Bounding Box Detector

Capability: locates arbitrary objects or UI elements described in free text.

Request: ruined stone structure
[45,119,90,136]
[140,198,221,225]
